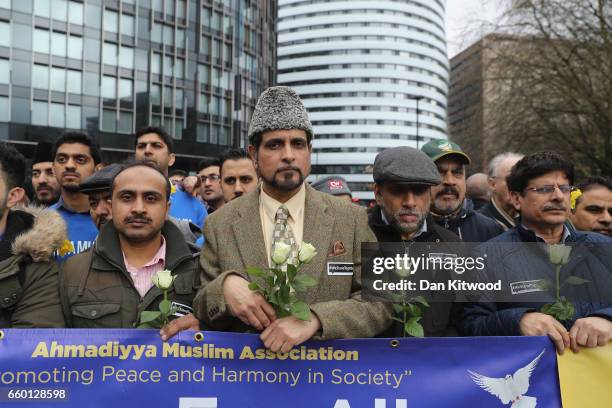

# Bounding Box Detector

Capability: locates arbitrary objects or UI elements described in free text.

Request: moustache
[275,166,302,175]
[542,204,567,211]
[62,171,80,178]
[124,215,152,224]
[436,186,459,198]
[397,209,420,217]
[36,183,50,191]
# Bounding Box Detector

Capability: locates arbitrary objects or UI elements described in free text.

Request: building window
[67,70,82,94]
[32,64,48,89]
[52,0,68,22]
[198,94,209,113]
[0,21,8,48]
[51,32,67,57]
[152,0,162,13]
[104,9,119,33]
[101,75,117,101]
[32,101,48,126]
[196,123,209,143]
[119,78,133,102]
[101,109,116,132]
[119,46,134,69]
[0,58,9,84]
[103,42,118,66]
[198,64,209,85]
[68,1,84,25]
[50,67,66,92]
[33,29,50,54]
[118,111,132,134]
[0,96,9,122]
[163,25,174,46]
[67,35,83,59]
[66,105,81,129]
[49,102,65,128]
[151,53,161,74]
[121,14,135,37]
[34,0,51,18]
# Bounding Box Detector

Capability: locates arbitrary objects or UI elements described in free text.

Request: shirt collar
[491,196,517,226]
[381,208,428,240]
[53,196,89,215]
[260,183,306,222]
[520,223,571,244]
[122,236,167,270]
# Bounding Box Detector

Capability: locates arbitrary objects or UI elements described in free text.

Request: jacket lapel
[301,185,334,303]
[231,189,268,269]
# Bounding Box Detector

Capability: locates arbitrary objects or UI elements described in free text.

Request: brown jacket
[193,184,391,339]
[0,208,66,328]
[60,221,200,328]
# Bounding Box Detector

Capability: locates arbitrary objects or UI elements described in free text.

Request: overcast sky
[445,0,505,57]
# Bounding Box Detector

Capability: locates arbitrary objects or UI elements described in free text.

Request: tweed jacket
[193,184,392,339]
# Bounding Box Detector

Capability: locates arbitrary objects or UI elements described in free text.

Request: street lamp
[415,96,424,150]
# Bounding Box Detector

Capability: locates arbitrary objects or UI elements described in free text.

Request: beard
[261,167,305,192]
[61,181,81,193]
[432,186,461,215]
[382,205,426,236]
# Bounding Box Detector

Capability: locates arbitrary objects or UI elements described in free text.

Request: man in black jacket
[420,140,503,242]
[368,146,462,337]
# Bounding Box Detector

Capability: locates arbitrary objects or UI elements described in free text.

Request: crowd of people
[1,86,611,355]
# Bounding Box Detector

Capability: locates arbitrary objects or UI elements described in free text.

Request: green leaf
[246,267,266,278]
[287,264,298,282]
[159,299,172,315]
[266,276,275,287]
[407,303,422,317]
[404,317,424,338]
[268,292,279,306]
[411,296,429,308]
[293,275,317,292]
[390,316,404,323]
[137,323,157,329]
[248,282,261,291]
[565,276,590,286]
[139,310,162,324]
[290,301,312,321]
[538,279,553,291]
[392,304,404,314]
[278,285,290,305]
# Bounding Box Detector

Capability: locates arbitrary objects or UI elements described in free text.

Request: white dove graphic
[468,349,545,408]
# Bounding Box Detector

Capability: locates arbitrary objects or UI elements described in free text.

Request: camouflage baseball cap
[421,139,471,165]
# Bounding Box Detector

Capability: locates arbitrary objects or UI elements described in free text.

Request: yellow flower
[58,240,75,256]
[570,188,582,210]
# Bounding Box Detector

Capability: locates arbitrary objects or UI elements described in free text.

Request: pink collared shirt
[123,237,167,298]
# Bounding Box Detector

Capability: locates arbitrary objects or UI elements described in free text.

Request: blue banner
[0,330,561,407]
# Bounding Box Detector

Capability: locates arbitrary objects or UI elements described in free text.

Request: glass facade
[1,0,277,170]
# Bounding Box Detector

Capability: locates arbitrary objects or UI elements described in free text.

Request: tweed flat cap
[311,176,352,197]
[373,146,441,185]
[79,163,122,193]
[248,86,313,144]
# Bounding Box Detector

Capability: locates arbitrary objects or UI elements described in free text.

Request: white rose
[549,244,572,265]
[152,269,175,290]
[272,243,292,265]
[298,242,317,264]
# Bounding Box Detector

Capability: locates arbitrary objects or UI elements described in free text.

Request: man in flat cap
[31,141,60,207]
[421,140,502,242]
[311,176,354,203]
[369,146,462,337]
[180,86,391,350]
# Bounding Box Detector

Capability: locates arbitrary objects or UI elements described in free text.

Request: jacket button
[3,298,9,303]
[90,310,98,317]
[11,294,17,300]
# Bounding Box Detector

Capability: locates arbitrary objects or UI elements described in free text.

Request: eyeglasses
[524,184,574,195]
[199,174,220,182]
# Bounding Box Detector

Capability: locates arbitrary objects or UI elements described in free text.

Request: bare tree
[482,0,612,177]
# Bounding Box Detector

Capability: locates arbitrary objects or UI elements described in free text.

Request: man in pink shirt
[60,161,200,330]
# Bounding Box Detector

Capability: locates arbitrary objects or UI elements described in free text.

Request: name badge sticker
[327,262,354,276]
[510,280,545,295]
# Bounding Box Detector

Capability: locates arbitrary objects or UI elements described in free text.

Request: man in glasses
[461,152,612,354]
[197,159,224,214]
